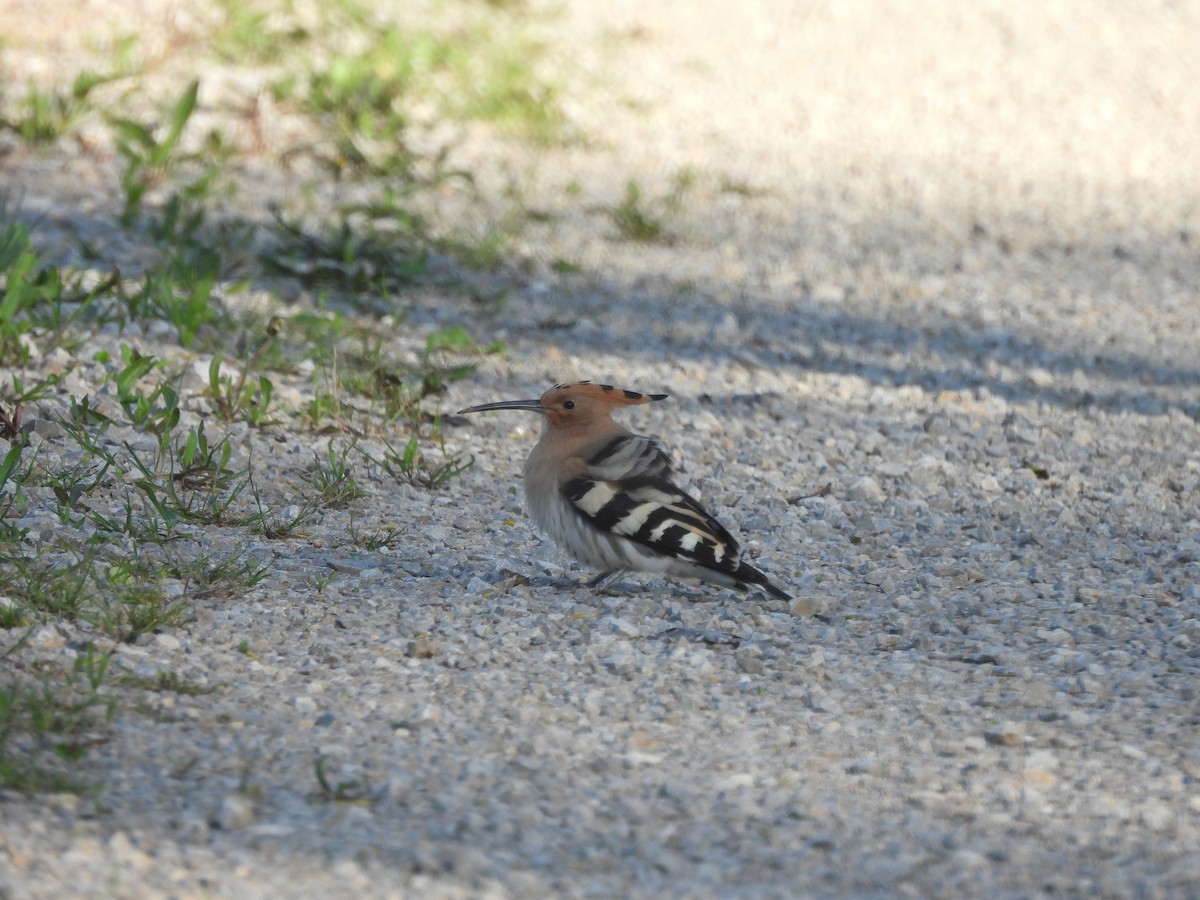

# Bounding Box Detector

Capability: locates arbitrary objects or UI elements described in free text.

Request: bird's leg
[585,570,628,594]
[585,570,619,588]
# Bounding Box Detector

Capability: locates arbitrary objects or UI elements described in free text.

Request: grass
[261,203,429,295]
[0,645,114,795]
[0,0,566,796]
[117,669,218,696]
[263,0,569,176]
[111,80,235,227]
[0,71,126,144]
[606,170,695,244]
[314,754,372,803]
[301,442,368,508]
[0,210,106,366]
[378,434,474,490]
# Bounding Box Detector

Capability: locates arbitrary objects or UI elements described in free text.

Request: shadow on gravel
[9,186,1199,422]
[494,234,1200,422]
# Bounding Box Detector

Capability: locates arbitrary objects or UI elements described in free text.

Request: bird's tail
[734,561,792,601]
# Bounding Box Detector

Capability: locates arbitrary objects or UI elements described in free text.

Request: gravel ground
[3,1,1200,897]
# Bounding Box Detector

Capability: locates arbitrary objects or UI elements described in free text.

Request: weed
[0,404,27,448]
[0,644,114,794]
[261,205,428,295]
[0,597,25,630]
[608,181,665,243]
[249,490,319,539]
[112,80,231,226]
[0,444,23,495]
[717,174,767,197]
[309,571,337,593]
[48,457,113,525]
[4,372,71,407]
[313,754,372,803]
[607,170,694,243]
[120,437,252,533]
[172,422,238,492]
[301,442,368,508]
[0,214,100,366]
[161,545,269,599]
[303,390,351,432]
[110,346,181,439]
[134,263,220,348]
[207,319,282,427]
[96,572,190,643]
[347,517,403,551]
[0,444,30,540]
[379,433,473,489]
[211,0,308,65]
[117,669,218,696]
[205,359,276,427]
[0,553,96,623]
[550,258,583,275]
[269,2,568,175]
[450,30,565,144]
[367,326,504,426]
[438,218,518,272]
[0,71,123,144]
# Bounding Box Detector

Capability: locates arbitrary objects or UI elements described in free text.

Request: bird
[459,381,791,600]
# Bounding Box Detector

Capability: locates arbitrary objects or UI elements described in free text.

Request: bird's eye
[562,400,575,410]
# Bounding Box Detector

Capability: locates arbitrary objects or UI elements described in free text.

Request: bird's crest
[544,381,668,408]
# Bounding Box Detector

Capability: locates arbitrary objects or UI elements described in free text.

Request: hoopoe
[459,381,791,600]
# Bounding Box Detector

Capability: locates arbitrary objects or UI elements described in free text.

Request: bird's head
[459,381,668,429]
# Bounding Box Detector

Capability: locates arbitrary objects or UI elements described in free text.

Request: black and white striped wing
[562,474,742,574]
[582,434,674,481]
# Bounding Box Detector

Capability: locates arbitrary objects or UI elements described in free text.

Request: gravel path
[3,1,1199,897]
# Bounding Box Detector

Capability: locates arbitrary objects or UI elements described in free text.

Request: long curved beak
[457,398,547,415]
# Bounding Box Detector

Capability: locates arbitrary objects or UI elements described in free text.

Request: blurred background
[2,0,1196,344]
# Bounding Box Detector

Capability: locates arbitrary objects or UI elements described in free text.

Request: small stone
[213,793,256,831]
[1140,801,1174,831]
[605,617,640,637]
[951,849,990,871]
[846,476,885,502]
[846,758,880,775]
[328,559,370,576]
[1023,769,1057,790]
[736,649,764,674]
[967,646,1013,665]
[805,686,842,714]
[1027,368,1054,388]
[466,576,492,594]
[406,638,438,658]
[717,772,755,791]
[812,282,845,302]
[154,633,182,651]
[984,722,1024,746]
[32,418,65,439]
[48,793,80,816]
[876,634,903,651]
[788,595,821,617]
[28,626,65,650]
[107,832,151,872]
